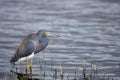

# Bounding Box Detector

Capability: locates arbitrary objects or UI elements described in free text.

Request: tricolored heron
[10,30,50,74]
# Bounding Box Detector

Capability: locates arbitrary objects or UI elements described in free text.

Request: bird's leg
[26,59,28,75]
[30,58,32,75]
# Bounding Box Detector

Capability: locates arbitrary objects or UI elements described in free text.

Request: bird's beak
[44,32,61,37]
[44,32,53,36]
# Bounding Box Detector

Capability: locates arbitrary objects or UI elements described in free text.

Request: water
[0,0,120,79]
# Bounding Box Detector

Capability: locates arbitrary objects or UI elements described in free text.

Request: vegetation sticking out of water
[0,59,119,80]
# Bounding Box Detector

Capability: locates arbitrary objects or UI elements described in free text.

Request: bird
[10,30,50,74]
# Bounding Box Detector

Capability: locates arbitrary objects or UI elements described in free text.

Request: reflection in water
[0,0,120,80]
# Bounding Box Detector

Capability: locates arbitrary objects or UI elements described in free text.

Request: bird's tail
[10,58,15,65]
[10,56,18,64]
[9,59,15,68]
[10,58,14,63]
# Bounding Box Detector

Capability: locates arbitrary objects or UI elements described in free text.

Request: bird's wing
[10,40,34,63]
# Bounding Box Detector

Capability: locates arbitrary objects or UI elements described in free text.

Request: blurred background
[0,0,120,80]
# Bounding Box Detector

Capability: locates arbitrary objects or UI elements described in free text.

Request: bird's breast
[35,45,43,53]
[34,36,49,53]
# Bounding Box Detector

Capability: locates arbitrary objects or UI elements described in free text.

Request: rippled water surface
[0,0,120,79]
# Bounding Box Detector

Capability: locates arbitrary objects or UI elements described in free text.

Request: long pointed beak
[44,32,52,36]
[44,32,60,37]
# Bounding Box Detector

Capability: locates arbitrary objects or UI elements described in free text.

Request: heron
[10,30,51,74]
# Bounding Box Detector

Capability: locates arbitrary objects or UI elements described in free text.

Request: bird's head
[36,30,52,37]
[36,30,60,38]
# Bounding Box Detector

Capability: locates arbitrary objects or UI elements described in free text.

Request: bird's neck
[41,36,49,47]
[35,35,49,53]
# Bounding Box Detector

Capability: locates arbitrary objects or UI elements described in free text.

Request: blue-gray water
[0,0,120,80]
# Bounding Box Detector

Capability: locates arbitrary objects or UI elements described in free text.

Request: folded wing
[10,40,34,63]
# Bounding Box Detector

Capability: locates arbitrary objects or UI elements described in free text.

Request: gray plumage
[10,30,49,63]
